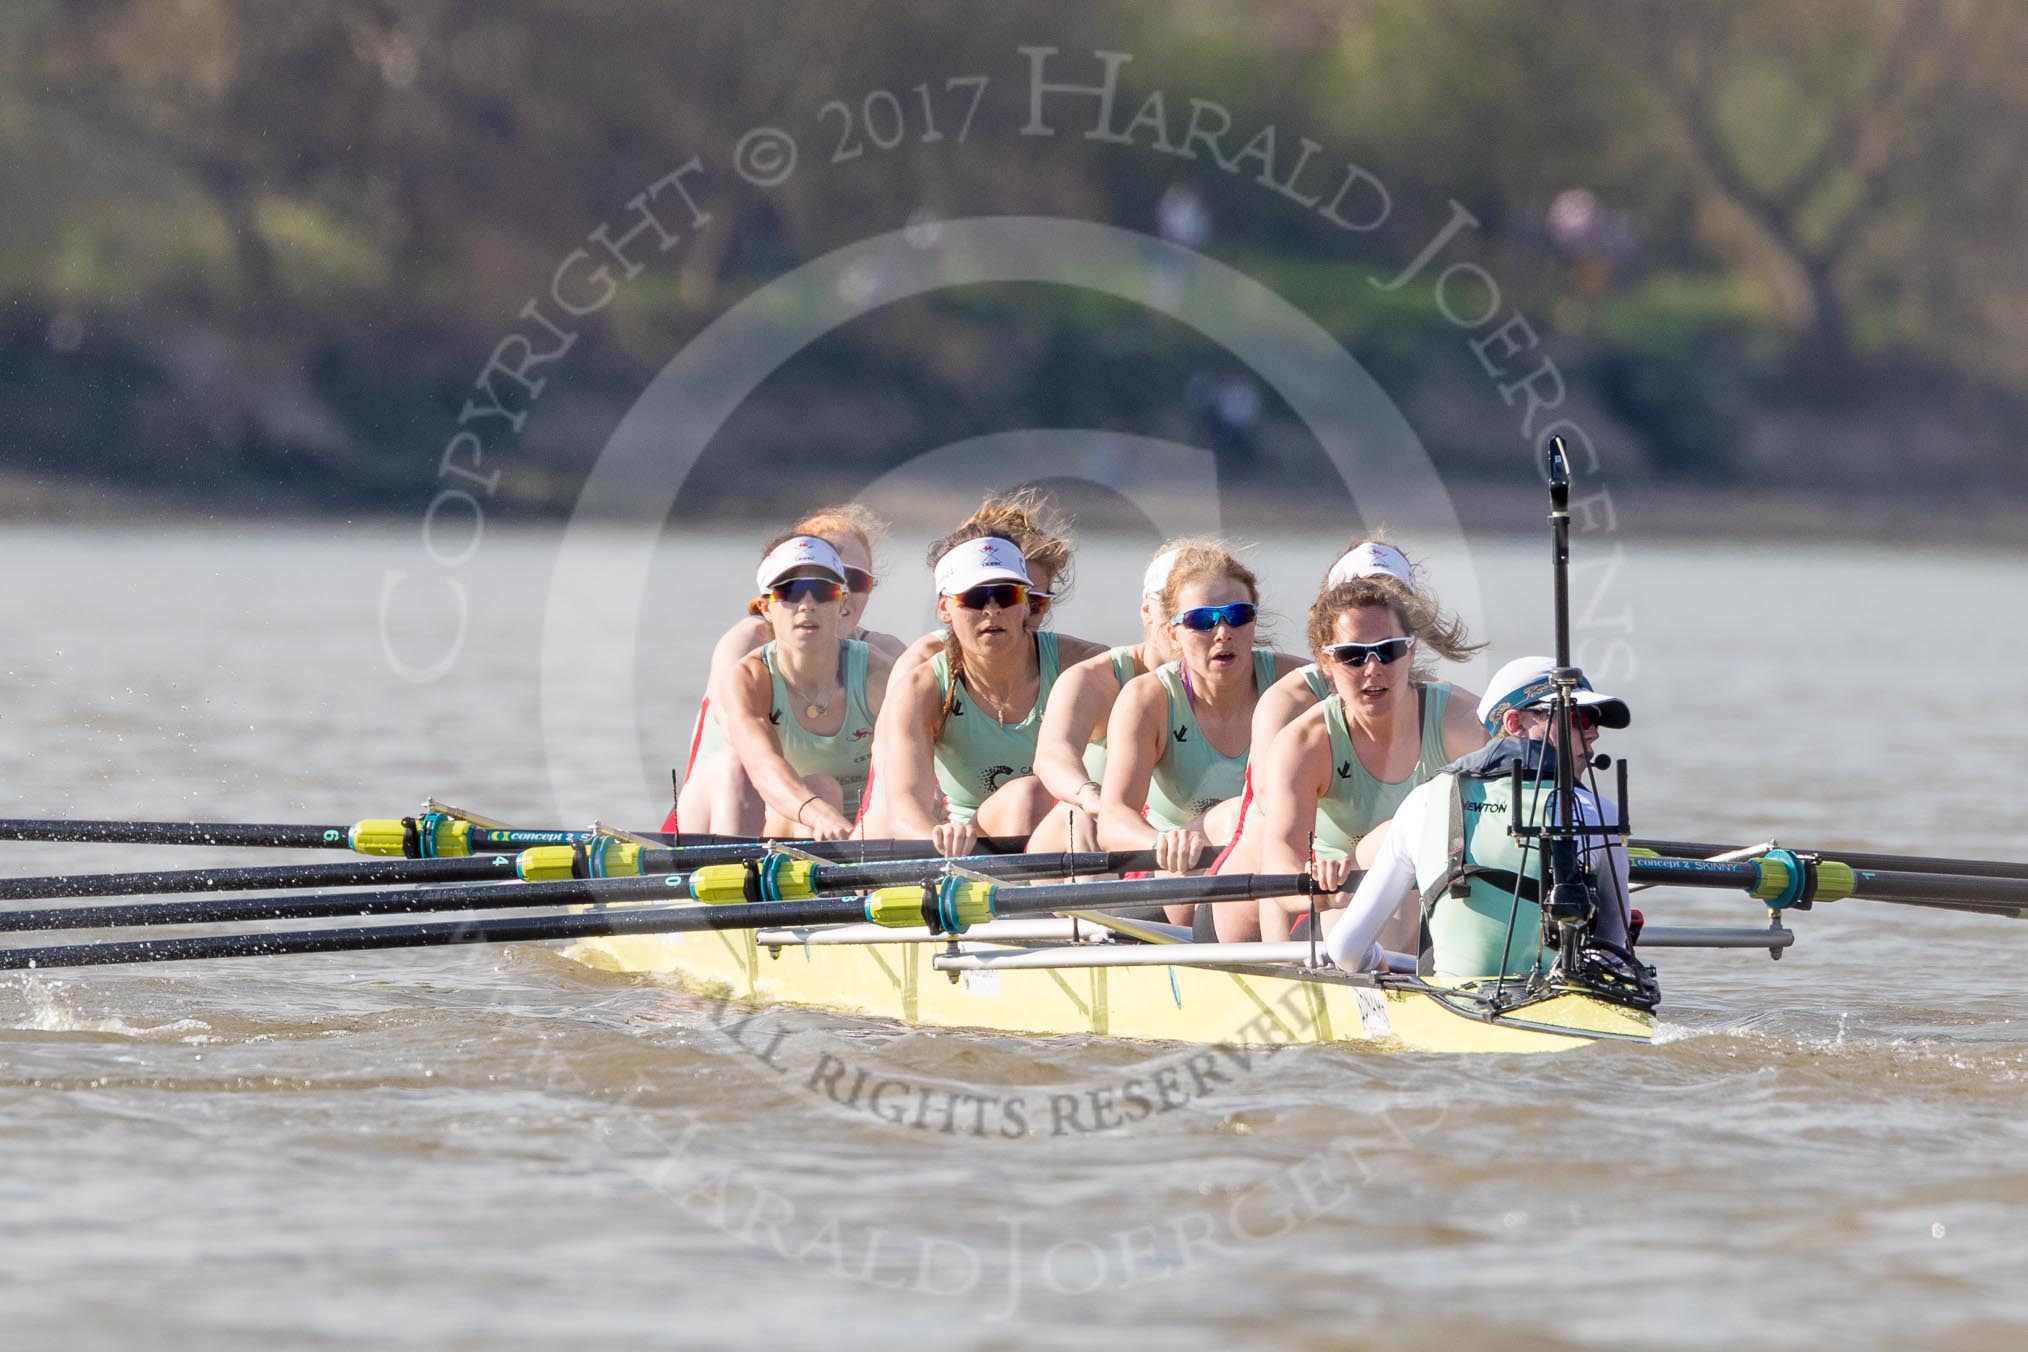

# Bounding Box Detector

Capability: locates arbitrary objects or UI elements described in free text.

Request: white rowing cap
[1141,547,1184,599]
[756,535,848,591]
[1476,654,1632,734]
[934,536,1032,595]
[1326,541,1416,590]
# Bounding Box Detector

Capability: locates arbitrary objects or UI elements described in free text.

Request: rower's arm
[1254,713,1337,943]
[1051,633,1109,669]
[1249,666,1322,757]
[1267,651,1310,681]
[889,631,945,685]
[866,661,946,840]
[1032,654,1119,816]
[706,615,771,686]
[1095,674,1167,852]
[1323,794,1423,972]
[862,647,896,721]
[717,657,850,837]
[859,628,908,661]
[1440,683,1490,760]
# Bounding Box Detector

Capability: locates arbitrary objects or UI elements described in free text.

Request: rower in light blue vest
[1325,655,1634,983]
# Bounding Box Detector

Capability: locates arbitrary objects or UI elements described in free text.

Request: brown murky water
[4,522,2025,1349]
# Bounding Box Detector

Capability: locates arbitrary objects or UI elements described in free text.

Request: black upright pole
[1542,437,1592,968]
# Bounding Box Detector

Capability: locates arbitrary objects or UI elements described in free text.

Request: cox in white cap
[1325,541,1416,591]
[756,535,848,592]
[933,535,1032,596]
[1475,654,1631,735]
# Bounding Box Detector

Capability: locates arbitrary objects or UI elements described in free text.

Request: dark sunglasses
[1169,602,1258,632]
[843,565,875,594]
[1523,704,1602,731]
[1027,590,1054,617]
[1324,636,1414,666]
[767,579,845,605]
[951,583,1029,611]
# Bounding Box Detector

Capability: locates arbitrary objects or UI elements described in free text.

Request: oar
[1636,838,2028,883]
[0,851,1170,933]
[0,842,1190,904]
[0,814,1044,860]
[0,872,1326,970]
[1628,852,2028,918]
[0,854,525,903]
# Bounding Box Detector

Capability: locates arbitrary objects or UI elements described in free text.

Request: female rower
[888,488,1076,682]
[864,527,1105,855]
[1214,540,1476,871]
[673,504,902,834]
[1097,543,1305,919]
[680,535,892,839]
[1241,575,1488,944]
[1026,544,1184,852]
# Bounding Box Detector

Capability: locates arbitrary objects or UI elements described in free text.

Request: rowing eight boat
[570,916,1660,1054]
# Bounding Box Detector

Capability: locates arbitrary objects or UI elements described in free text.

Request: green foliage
[4,0,2026,505]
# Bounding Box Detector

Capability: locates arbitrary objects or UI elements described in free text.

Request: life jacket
[1410,736,1576,982]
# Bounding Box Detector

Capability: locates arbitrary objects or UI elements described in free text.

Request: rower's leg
[1024,804,1097,854]
[677,750,764,836]
[973,775,1056,841]
[1202,795,1242,846]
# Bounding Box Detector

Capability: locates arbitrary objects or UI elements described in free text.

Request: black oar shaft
[1637,838,2028,883]
[0,873,684,935]
[0,873,1319,970]
[0,852,1186,934]
[1628,856,2028,915]
[0,853,1123,933]
[0,819,352,848]
[0,855,520,903]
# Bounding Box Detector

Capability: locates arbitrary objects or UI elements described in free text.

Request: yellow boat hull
[568,924,1654,1054]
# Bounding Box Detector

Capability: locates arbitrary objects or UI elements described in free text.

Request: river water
[2,520,2025,1350]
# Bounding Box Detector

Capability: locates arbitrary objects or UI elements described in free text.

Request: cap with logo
[1325,541,1416,590]
[756,535,849,591]
[1475,654,1631,734]
[934,536,1032,596]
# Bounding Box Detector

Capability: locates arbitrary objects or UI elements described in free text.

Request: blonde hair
[939,487,1075,607]
[1156,538,1262,623]
[794,503,886,562]
[1305,576,1484,680]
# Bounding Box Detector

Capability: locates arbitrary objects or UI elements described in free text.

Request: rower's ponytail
[933,629,965,741]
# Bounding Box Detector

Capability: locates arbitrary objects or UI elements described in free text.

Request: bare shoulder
[1271,700,1333,761]
[863,644,898,704]
[1052,632,1109,667]
[888,651,945,709]
[1257,664,1323,720]
[860,628,908,661]
[708,615,770,674]
[719,648,775,713]
[891,631,947,680]
[1267,649,1310,679]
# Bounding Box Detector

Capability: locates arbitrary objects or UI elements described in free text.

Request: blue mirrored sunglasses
[1169,602,1258,632]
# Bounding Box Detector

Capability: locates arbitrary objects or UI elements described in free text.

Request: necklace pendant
[806,703,823,719]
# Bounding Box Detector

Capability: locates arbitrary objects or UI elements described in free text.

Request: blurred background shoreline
[6,1,2024,539]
